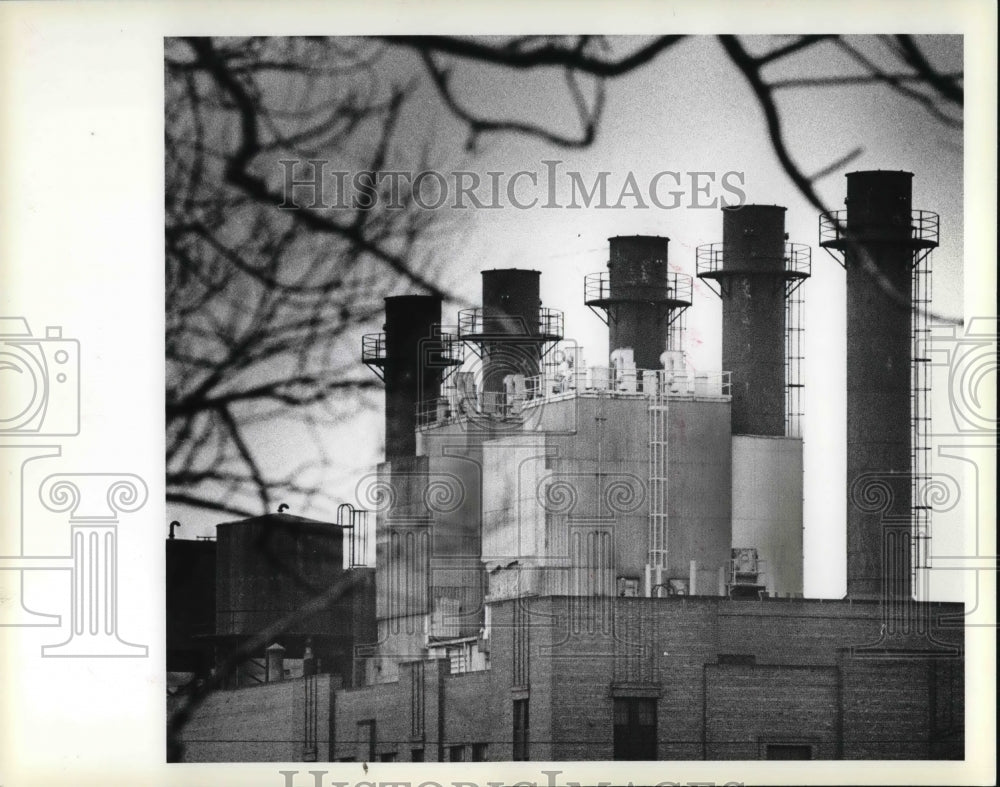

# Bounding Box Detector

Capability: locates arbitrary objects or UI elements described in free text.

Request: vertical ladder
[785,289,805,438]
[911,253,933,597]
[648,371,669,572]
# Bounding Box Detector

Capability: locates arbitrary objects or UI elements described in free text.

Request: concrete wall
[372,434,487,680]
[481,433,549,575]
[481,395,732,595]
[665,399,733,583]
[425,434,485,637]
[731,435,804,596]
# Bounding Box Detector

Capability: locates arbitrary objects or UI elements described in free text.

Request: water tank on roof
[215,513,350,638]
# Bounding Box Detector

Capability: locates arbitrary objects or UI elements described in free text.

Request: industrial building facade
[168,172,965,762]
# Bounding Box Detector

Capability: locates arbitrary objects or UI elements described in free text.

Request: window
[379,752,397,762]
[411,748,424,762]
[447,643,470,674]
[766,743,812,760]
[613,698,656,760]
[448,745,465,762]
[357,720,375,762]
[513,699,529,761]
[472,742,488,762]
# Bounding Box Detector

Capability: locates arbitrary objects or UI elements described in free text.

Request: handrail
[361,333,386,364]
[457,307,564,339]
[819,209,939,247]
[584,271,693,304]
[695,242,812,278]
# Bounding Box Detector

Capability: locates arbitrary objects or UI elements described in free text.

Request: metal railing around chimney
[583,271,693,305]
[818,209,939,252]
[457,307,564,341]
[695,242,812,280]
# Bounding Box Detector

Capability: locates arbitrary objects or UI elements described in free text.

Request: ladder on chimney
[911,251,933,596]
[648,371,669,572]
[784,289,805,438]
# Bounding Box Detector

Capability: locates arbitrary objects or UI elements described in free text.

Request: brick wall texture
[175,595,963,762]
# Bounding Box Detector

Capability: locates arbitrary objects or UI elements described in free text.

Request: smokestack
[363,295,445,462]
[821,170,937,600]
[585,236,692,370]
[459,268,564,406]
[697,205,810,436]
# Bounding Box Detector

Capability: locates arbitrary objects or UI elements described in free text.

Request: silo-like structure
[214,513,376,684]
[459,269,563,409]
[697,206,810,436]
[585,235,693,369]
[820,170,938,600]
[363,295,460,461]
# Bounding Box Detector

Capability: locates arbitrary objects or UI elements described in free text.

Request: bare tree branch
[718,34,960,325]
[384,34,687,76]
[891,34,964,105]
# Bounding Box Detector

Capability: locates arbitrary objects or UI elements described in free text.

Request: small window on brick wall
[411,748,424,762]
[448,745,465,762]
[472,742,488,761]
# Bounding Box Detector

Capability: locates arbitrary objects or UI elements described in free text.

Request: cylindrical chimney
[838,171,922,599]
[382,295,444,461]
[586,236,692,370]
[608,236,673,369]
[480,269,542,397]
[720,205,789,436]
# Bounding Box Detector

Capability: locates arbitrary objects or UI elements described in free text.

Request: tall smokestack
[697,205,810,436]
[363,295,445,461]
[820,170,937,599]
[479,269,543,399]
[585,236,692,369]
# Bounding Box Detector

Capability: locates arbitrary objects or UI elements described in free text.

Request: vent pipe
[266,642,286,682]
